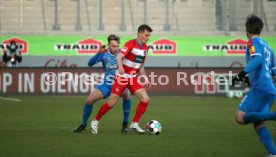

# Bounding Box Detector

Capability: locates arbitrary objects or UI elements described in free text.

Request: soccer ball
[146,120,162,135]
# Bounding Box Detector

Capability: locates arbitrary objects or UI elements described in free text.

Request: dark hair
[138,24,153,33]
[245,14,263,35]
[107,34,120,43]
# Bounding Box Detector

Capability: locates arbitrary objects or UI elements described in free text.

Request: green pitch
[0,96,275,157]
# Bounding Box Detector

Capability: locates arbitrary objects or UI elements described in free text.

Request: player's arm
[117,41,133,74]
[88,45,106,67]
[88,53,103,67]
[139,64,151,90]
[243,55,262,73]
[116,53,125,75]
[232,39,262,86]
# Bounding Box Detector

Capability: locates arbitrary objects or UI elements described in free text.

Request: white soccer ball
[146,120,162,135]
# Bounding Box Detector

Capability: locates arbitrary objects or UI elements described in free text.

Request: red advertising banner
[0,68,244,96]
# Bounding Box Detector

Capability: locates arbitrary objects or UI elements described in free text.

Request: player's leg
[133,88,149,122]
[90,93,121,134]
[129,88,149,133]
[236,93,276,155]
[255,95,276,156]
[95,93,121,121]
[91,76,128,134]
[121,89,131,133]
[235,93,276,125]
[128,77,150,133]
[254,122,276,156]
[94,76,128,121]
[73,89,104,133]
[237,111,276,124]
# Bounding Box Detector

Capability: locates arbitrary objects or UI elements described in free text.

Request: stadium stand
[0,0,275,34]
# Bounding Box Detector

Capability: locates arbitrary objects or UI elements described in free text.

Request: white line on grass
[0,96,22,102]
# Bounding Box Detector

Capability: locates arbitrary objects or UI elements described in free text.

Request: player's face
[108,40,119,54]
[138,30,151,44]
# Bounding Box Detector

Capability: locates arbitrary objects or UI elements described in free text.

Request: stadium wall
[0,68,246,96]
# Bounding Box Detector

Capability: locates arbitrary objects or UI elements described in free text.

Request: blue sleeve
[243,55,262,73]
[249,38,262,57]
[88,53,104,67]
[243,38,263,73]
[271,50,276,76]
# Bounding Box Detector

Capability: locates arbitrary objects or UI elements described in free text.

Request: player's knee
[86,93,97,104]
[86,97,94,105]
[141,96,150,103]
[108,100,116,107]
[107,96,119,107]
[253,122,264,130]
[235,114,245,125]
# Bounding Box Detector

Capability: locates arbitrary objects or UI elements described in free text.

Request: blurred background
[0,0,275,34]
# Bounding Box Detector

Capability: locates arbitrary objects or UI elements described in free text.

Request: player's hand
[244,76,250,87]
[98,45,106,53]
[231,75,241,87]
[231,71,247,86]
[144,81,151,90]
[118,66,125,75]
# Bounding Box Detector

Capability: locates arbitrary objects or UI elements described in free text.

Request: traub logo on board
[55,38,103,54]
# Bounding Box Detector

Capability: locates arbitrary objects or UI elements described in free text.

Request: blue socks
[122,99,131,124]
[257,127,276,155]
[82,103,93,127]
[243,112,276,124]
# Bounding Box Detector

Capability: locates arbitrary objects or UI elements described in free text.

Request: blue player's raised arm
[88,53,104,67]
[88,45,106,67]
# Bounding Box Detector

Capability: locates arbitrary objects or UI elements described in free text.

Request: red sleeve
[120,40,134,56]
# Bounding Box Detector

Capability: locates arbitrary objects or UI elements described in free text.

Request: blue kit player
[232,15,276,157]
[73,34,131,133]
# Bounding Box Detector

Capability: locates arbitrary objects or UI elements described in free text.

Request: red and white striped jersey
[120,39,149,75]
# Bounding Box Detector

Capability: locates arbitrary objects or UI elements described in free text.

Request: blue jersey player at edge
[73,34,132,133]
[232,15,276,157]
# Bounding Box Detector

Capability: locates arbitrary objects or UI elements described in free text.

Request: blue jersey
[244,37,276,95]
[88,49,118,84]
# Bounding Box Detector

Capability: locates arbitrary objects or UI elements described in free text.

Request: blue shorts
[238,91,276,113]
[96,82,112,98]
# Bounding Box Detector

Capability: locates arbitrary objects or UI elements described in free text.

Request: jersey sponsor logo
[105,63,117,69]
[55,38,102,55]
[134,55,144,63]
[149,39,176,55]
[123,58,141,69]
[203,39,247,55]
[1,37,28,55]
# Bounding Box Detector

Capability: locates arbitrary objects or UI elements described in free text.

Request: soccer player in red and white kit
[90,24,153,134]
